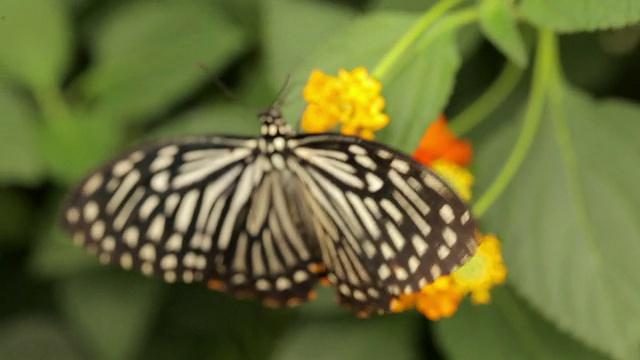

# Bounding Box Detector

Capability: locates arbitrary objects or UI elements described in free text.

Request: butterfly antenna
[194,61,238,102]
[272,74,292,110]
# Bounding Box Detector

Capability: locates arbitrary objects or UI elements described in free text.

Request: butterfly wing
[60,135,323,306]
[286,134,479,314]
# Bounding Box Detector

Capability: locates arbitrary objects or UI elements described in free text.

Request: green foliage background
[0,0,639,359]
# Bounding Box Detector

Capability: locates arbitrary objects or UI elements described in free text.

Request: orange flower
[412,115,473,167]
[392,276,463,321]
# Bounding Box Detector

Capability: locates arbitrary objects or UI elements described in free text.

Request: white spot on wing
[275,277,292,291]
[378,264,391,280]
[354,155,377,170]
[412,235,429,257]
[390,159,410,174]
[461,211,471,225]
[385,221,406,251]
[165,233,183,251]
[437,245,450,259]
[146,214,166,242]
[160,254,178,270]
[123,226,139,248]
[150,155,174,173]
[409,256,420,274]
[101,236,116,252]
[380,242,395,260]
[339,284,351,296]
[66,207,80,224]
[139,195,160,220]
[83,201,99,222]
[348,144,367,155]
[139,243,156,261]
[112,160,134,177]
[430,265,441,279]
[442,227,457,247]
[120,253,133,269]
[83,173,103,196]
[293,270,309,283]
[394,268,408,280]
[365,172,384,192]
[362,240,377,259]
[256,279,270,291]
[439,204,455,224]
[151,171,170,192]
[380,199,403,224]
[353,290,366,301]
[90,220,105,239]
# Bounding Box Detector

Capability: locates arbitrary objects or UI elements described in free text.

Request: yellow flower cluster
[301,67,389,140]
[430,159,474,202]
[453,234,507,304]
[391,233,507,320]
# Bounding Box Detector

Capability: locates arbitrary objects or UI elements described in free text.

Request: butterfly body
[61,109,478,315]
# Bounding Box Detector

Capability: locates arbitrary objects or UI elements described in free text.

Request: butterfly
[60,107,478,316]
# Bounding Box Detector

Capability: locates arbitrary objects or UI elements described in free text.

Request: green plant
[1,0,639,359]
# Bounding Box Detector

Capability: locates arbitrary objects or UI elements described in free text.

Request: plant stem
[372,0,462,81]
[33,85,71,124]
[472,29,557,217]
[449,61,524,136]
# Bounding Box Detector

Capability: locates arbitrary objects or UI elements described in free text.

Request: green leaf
[147,284,292,360]
[0,189,34,247]
[476,85,640,359]
[150,104,259,139]
[262,0,357,86]
[30,221,100,279]
[520,0,640,33]
[377,29,461,152]
[286,12,461,152]
[437,287,609,359]
[0,86,43,185]
[29,191,101,278]
[38,113,122,185]
[479,0,528,67]
[271,315,418,360]
[0,0,72,89]
[369,0,439,12]
[0,316,83,360]
[81,0,247,122]
[57,271,161,360]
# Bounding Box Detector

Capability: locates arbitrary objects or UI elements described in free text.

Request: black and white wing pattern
[60,108,480,315]
[285,134,479,314]
[60,135,325,306]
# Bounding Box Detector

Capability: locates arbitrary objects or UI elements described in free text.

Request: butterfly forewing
[61,135,323,305]
[287,134,478,312]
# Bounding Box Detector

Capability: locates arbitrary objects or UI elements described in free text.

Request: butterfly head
[259,107,293,137]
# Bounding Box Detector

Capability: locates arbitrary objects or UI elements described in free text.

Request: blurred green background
[1,0,640,359]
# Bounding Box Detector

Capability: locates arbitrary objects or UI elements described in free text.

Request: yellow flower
[431,159,474,201]
[452,234,507,304]
[301,68,389,140]
[390,234,507,319]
